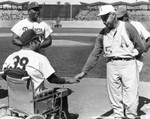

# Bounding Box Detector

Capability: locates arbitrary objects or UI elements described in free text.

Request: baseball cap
[27,2,41,10]
[116,7,128,18]
[20,29,39,46]
[98,5,115,16]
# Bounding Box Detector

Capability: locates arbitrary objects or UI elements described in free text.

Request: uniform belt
[107,57,134,62]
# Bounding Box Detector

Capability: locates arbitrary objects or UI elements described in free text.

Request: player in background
[75,5,144,119]
[2,29,79,119]
[116,7,150,72]
[11,2,52,55]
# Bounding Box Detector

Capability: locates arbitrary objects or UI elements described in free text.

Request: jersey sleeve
[82,33,103,74]
[42,21,53,38]
[11,21,22,37]
[2,54,14,71]
[125,22,144,55]
[139,22,150,40]
[40,56,55,79]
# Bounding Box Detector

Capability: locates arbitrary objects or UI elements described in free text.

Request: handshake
[64,72,86,84]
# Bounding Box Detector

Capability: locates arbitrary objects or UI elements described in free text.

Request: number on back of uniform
[12,56,29,70]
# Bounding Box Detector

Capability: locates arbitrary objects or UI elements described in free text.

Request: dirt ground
[1,78,150,119]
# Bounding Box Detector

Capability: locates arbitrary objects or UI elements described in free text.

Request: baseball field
[0,26,150,119]
[0,27,150,81]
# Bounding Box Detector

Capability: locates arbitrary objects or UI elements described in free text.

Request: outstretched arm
[144,37,150,52]
[75,33,103,80]
[47,73,78,84]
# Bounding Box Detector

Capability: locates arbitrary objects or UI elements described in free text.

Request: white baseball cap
[98,5,115,16]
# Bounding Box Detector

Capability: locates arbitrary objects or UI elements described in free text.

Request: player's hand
[65,77,79,84]
[36,31,44,36]
[144,42,150,52]
[74,72,86,82]
[36,32,45,43]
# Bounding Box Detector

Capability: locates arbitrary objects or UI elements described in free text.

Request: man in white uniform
[75,5,144,119]
[116,7,150,72]
[11,2,52,55]
[2,29,79,119]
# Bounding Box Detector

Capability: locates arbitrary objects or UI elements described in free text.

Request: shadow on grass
[138,96,150,116]
[0,89,8,99]
[100,96,150,117]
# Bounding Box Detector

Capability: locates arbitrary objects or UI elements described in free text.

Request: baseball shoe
[67,113,79,119]
[126,117,141,119]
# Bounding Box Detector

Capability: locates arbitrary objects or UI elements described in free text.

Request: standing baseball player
[11,2,52,55]
[75,5,144,119]
[116,7,150,72]
[2,29,79,119]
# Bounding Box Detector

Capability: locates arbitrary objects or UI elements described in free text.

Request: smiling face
[28,7,40,21]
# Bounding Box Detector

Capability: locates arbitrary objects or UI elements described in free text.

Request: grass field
[0,27,150,82]
[1,27,150,119]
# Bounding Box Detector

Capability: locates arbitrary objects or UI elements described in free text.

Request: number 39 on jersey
[10,55,29,70]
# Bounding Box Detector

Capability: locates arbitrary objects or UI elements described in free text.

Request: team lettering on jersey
[33,27,45,42]
[21,26,45,42]
[22,27,29,32]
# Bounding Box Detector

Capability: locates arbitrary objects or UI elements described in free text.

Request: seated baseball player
[2,29,79,119]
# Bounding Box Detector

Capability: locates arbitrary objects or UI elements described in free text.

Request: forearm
[12,38,22,46]
[82,35,103,74]
[47,73,66,84]
[144,37,150,52]
[82,53,100,74]
[12,32,22,46]
[40,36,52,48]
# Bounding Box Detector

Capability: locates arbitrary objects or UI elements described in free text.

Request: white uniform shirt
[103,21,138,58]
[11,18,53,38]
[2,49,55,94]
[11,18,53,55]
[130,21,150,41]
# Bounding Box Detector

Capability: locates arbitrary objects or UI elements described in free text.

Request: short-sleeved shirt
[2,49,55,94]
[11,18,53,38]
[130,21,150,41]
[11,18,53,55]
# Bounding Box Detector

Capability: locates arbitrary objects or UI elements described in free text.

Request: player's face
[28,8,40,21]
[117,14,129,22]
[101,12,115,29]
[32,37,41,52]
